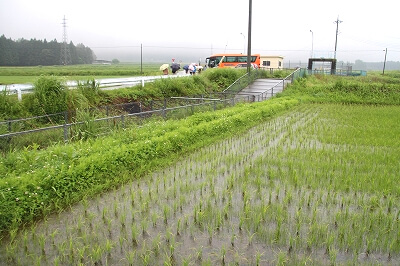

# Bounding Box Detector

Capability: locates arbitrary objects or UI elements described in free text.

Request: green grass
[0,63,162,84]
[1,103,399,265]
[1,70,400,264]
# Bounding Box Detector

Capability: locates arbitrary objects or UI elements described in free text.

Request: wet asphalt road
[237,78,291,101]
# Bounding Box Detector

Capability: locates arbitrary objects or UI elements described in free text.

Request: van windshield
[206,56,223,68]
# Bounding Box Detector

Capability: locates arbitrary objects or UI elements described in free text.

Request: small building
[260,56,284,69]
[93,59,112,65]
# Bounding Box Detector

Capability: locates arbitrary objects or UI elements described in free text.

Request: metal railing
[307,69,367,76]
[0,94,256,144]
[253,68,305,101]
[1,69,304,147]
[222,70,262,95]
[0,74,188,101]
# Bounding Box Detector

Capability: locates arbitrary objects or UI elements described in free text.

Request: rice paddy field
[0,64,163,84]
[1,101,399,265]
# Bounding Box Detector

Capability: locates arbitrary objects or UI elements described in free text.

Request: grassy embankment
[1,68,291,151]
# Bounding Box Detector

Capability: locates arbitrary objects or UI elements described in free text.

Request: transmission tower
[60,15,71,65]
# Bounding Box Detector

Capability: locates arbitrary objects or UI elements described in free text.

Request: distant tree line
[0,35,96,66]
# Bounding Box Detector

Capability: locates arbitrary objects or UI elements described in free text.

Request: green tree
[0,35,95,66]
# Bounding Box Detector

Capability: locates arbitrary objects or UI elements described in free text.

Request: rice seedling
[89,244,103,265]
[254,250,265,266]
[76,245,87,263]
[38,233,46,255]
[163,204,171,224]
[219,245,227,265]
[141,218,150,236]
[131,223,139,246]
[1,93,399,265]
[140,248,153,266]
[151,233,162,256]
[126,250,136,265]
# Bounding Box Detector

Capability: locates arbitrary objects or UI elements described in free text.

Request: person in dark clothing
[183,65,189,74]
[171,63,180,74]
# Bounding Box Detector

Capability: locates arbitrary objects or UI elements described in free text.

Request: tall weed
[0,89,24,120]
[77,78,101,105]
[24,76,68,122]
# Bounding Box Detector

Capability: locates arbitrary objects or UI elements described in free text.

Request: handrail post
[17,88,22,101]
[162,98,167,118]
[64,111,68,124]
[121,114,125,128]
[63,124,68,142]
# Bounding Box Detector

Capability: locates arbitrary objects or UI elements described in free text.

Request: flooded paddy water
[1,104,399,265]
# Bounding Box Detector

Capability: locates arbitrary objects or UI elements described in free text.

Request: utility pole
[246,0,252,73]
[383,48,387,75]
[240,33,246,54]
[310,30,314,58]
[334,16,342,60]
[141,43,143,74]
[60,16,71,65]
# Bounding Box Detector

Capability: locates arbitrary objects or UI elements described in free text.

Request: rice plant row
[1,103,399,265]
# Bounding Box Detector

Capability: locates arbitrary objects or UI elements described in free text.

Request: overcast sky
[1,0,399,64]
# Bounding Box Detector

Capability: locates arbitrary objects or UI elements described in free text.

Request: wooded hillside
[0,35,96,66]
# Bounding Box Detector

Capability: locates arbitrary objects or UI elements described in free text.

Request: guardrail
[0,74,188,100]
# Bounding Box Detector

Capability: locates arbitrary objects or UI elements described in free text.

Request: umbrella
[159,64,169,71]
[171,63,180,73]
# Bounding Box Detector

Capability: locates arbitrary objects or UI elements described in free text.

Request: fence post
[17,88,22,101]
[64,111,68,124]
[162,98,167,118]
[121,114,125,128]
[63,125,68,143]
